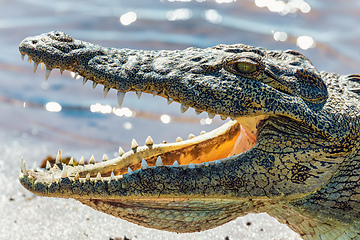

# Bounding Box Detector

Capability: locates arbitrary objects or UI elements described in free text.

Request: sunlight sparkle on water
[204,9,222,24]
[113,107,133,117]
[255,0,311,15]
[123,122,133,130]
[297,35,315,50]
[200,118,212,125]
[215,0,236,3]
[90,103,111,114]
[45,102,62,112]
[273,31,288,41]
[166,8,192,21]
[160,114,171,124]
[120,12,137,25]
[90,103,133,117]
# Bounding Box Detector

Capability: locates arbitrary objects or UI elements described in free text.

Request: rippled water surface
[1,0,360,239]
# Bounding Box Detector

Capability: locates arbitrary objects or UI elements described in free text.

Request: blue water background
[1,0,360,164]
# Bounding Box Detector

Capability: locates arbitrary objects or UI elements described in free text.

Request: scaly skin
[18,31,360,239]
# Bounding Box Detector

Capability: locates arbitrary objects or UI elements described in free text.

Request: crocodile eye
[222,53,264,78]
[236,62,257,74]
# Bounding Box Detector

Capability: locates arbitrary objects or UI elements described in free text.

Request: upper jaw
[19,32,294,120]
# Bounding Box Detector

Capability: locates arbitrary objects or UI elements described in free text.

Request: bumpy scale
[18,31,360,239]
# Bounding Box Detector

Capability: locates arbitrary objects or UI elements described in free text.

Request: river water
[0,0,359,239]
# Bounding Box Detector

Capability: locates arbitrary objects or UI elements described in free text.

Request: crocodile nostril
[32,40,38,44]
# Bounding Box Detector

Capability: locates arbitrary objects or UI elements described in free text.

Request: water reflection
[123,122,133,130]
[273,31,288,41]
[297,35,315,50]
[204,9,222,24]
[45,102,62,112]
[166,8,192,21]
[90,103,134,117]
[255,0,311,15]
[120,11,137,26]
[200,118,212,125]
[160,114,171,124]
[215,0,236,3]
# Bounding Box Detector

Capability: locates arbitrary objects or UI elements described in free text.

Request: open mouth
[19,49,259,190]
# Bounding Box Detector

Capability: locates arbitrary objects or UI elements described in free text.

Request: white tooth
[176,137,183,142]
[155,156,163,167]
[69,157,74,166]
[188,134,195,139]
[128,167,133,175]
[21,53,25,60]
[215,160,221,164]
[152,91,158,97]
[118,147,125,156]
[86,173,90,181]
[61,165,67,178]
[46,161,51,170]
[208,113,215,119]
[117,92,126,107]
[20,157,28,176]
[45,68,52,81]
[89,155,95,164]
[74,72,79,78]
[167,97,174,105]
[40,63,45,70]
[33,62,39,73]
[180,105,189,113]
[145,136,153,146]
[188,163,195,169]
[79,156,84,165]
[110,171,115,180]
[102,154,108,162]
[204,162,209,167]
[172,161,179,167]
[56,150,61,164]
[32,161,37,171]
[96,172,102,181]
[60,69,64,75]
[141,158,149,170]
[195,110,202,115]
[92,82,98,89]
[51,174,55,182]
[200,131,206,135]
[221,116,227,121]
[131,139,138,149]
[82,77,87,86]
[103,87,110,98]
[136,91,142,99]
[75,172,80,181]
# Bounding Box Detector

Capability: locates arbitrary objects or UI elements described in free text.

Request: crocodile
[18,31,360,239]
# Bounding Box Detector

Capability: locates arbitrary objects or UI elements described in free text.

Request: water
[0,0,359,239]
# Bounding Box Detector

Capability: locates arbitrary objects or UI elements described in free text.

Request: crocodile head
[18,31,360,235]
